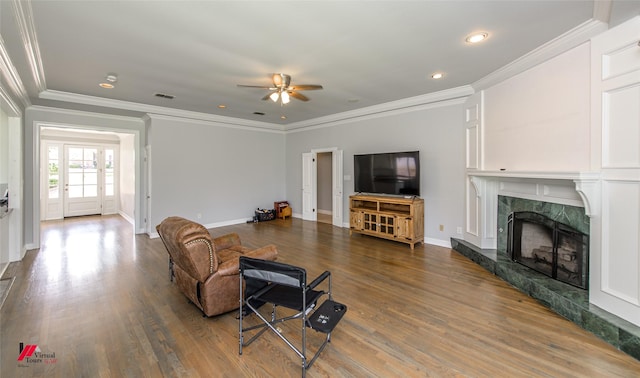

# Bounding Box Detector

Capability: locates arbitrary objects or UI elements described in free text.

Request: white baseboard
[118,211,135,225]
[424,237,452,248]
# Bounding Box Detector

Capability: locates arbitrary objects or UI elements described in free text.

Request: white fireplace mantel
[464,170,601,251]
[467,170,600,181]
[468,170,600,216]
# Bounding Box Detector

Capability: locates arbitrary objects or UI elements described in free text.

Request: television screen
[354,151,420,196]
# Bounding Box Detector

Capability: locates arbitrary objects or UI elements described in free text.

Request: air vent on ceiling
[154,93,175,99]
[253,112,265,116]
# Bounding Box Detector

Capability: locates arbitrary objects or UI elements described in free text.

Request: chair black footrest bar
[307,300,347,334]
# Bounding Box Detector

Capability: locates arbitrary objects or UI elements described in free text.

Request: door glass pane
[67,147,98,198]
[68,172,83,186]
[84,171,98,185]
[68,186,83,198]
[48,146,59,199]
[105,149,114,196]
[85,185,98,197]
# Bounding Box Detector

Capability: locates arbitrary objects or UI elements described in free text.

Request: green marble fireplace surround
[451,195,640,361]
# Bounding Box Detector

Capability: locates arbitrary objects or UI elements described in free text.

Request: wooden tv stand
[349,194,424,249]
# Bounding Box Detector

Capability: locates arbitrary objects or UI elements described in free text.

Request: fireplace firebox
[507,211,589,289]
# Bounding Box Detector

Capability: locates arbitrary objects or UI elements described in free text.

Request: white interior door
[302,152,316,221]
[332,149,343,227]
[64,145,101,217]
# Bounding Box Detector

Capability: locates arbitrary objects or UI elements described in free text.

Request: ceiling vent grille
[154,93,175,99]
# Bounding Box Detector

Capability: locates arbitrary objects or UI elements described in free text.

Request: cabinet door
[378,214,396,237]
[397,217,413,240]
[350,210,363,231]
[363,212,377,232]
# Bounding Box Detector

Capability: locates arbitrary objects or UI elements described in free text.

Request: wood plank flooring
[1,215,639,377]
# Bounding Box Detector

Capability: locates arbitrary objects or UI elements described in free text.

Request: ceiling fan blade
[290,84,323,91]
[237,84,274,89]
[261,93,274,101]
[289,91,309,101]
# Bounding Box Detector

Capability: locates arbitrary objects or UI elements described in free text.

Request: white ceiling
[1,1,639,128]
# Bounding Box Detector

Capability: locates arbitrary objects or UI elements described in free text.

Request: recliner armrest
[216,245,278,277]
[245,244,278,261]
[212,233,242,251]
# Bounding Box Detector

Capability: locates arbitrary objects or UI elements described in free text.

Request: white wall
[0,107,7,183]
[483,43,591,171]
[286,100,466,247]
[0,107,9,270]
[119,133,136,221]
[147,115,285,230]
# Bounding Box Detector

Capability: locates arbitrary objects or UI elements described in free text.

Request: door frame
[31,122,142,250]
[302,147,344,227]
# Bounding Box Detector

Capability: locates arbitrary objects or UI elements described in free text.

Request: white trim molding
[11,0,46,92]
[40,90,283,132]
[286,86,474,132]
[472,19,608,92]
[0,35,30,110]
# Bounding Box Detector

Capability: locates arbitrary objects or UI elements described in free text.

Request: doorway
[316,152,333,224]
[301,148,343,227]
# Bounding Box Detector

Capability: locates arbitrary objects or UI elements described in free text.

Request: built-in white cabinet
[462,16,640,327]
[589,16,640,325]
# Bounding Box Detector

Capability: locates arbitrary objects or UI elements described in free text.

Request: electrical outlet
[457,227,463,234]
[439,224,444,232]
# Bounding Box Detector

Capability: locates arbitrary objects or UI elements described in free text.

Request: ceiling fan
[237,73,323,105]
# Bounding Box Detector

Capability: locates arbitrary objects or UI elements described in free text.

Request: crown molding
[285,85,474,132]
[0,84,23,117]
[0,36,30,110]
[28,105,145,125]
[11,0,46,92]
[472,18,608,92]
[39,89,284,132]
[144,113,285,134]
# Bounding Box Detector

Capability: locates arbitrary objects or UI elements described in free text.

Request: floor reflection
[41,215,133,281]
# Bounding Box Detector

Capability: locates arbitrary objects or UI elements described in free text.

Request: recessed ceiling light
[280,115,287,120]
[217,104,227,109]
[99,73,118,88]
[431,72,444,79]
[465,32,488,44]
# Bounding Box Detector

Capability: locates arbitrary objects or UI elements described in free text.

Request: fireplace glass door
[507,211,588,289]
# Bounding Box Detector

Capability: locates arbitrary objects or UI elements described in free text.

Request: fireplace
[507,211,589,289]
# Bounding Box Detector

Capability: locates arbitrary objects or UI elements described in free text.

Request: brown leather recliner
[156,216,278,317]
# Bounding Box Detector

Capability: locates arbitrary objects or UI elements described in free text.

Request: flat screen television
[354,151,420,196]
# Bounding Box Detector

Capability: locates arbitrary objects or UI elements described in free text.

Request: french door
[64,146,100,217]
[42,143,118,220]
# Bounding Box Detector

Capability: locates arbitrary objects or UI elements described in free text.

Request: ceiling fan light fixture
[269,92,279,102]
[281,91,290,104]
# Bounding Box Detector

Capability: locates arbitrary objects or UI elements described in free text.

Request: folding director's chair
[238,256,346,377]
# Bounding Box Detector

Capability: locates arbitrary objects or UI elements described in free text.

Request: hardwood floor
[2,215,639,377]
